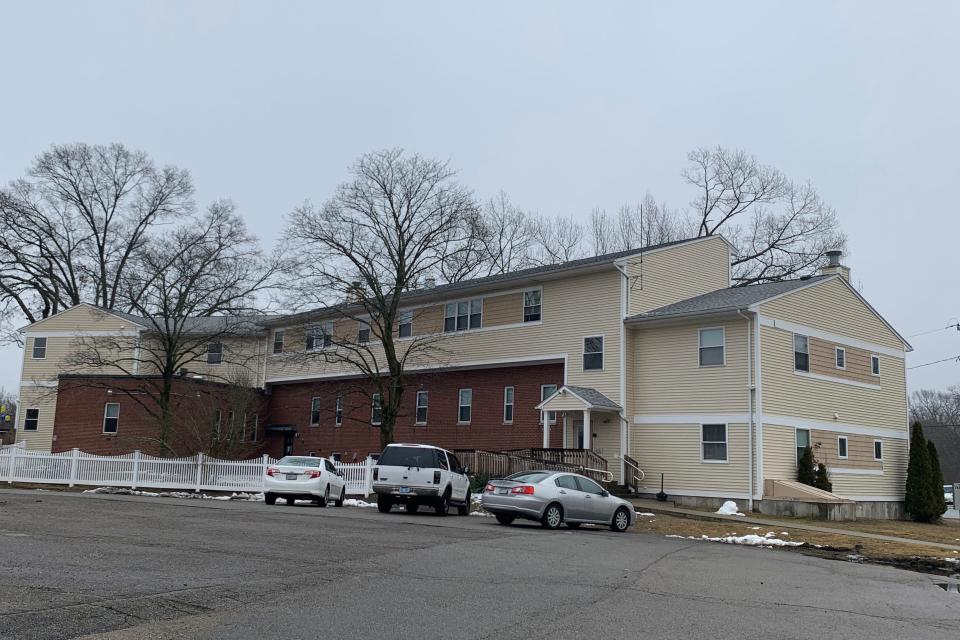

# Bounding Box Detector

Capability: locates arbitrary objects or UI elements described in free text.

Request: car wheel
[335,487,345,507]
[566,522,581,529]
[406,500,420,514]
[317,485,329,508]
[377,495,392,513]
[610,507,631,533]
[434,489,450,516]
[495,513,515,526]
[457,490,471,516]
[264,493,277,506]
[285,497,296,506]
[541,503,563,529]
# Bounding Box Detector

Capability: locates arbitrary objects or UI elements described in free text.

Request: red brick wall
[265,363,565,460]
[53,376,267,457]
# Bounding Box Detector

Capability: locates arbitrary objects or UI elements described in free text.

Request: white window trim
[540,383,558,424]
[873,439,883,461]
[415,390,428,426]
[503,386,515,424]
[335,394,343,427]
[793,332,810,372]
[371,393,382,426]
[307,321,335,352]
[23,407,40,431]
[457,388,472,425]
[582,335,604,372]
[522,287,543,323]
[397,310,414,339]
[309,396,321,426]
[32,337,47,360]
[837,435,848,460]
[273,330,284,354]
[835,346,846,370]
[870,354,881,377]
[102,403,120,435]
[207,342,223,365]
[357,320,371,344]
[698,326,726,368]
[444,298,483,333]
[700,423,728,463]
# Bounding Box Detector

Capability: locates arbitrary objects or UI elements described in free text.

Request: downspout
[614,263,629,484]
[737,309,754,511]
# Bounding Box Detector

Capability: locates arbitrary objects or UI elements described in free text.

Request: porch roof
[536,385,621,412]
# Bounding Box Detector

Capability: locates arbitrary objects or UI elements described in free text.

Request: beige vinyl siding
[22,334,138,383]
[762,424,798,482]
[625,236,731,315]
[16,387,59,452]
[761,326,907,431]
[542,392,591,412]
[808,337,877,385]
[631,423,750,496]
[23,304,142,334]
[631,319,750,415]
[138,336,265,386]
[812,429,882,471]
[591,419,621,481]
[759,278,905,351]
[267,269,625,404]
[830,439,907,499]
[482,292,524,326]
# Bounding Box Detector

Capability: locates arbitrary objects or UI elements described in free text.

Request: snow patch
[667,533,803,547]
[83,487,261,501]
[715,501,746,516]
[635,512,656,517]
[342,499,376,508]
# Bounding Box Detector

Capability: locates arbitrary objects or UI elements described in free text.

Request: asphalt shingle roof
[565,386,621,410]
[626,276,831,323]
[104,307,273,335]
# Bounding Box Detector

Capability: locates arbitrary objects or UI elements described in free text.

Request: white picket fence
[0,443,374,496]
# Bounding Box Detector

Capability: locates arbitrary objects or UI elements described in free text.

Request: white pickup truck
[372,444,471,516]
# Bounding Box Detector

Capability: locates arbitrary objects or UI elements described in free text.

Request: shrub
[905,422,939,522]
[813,463,833,493]
[928,439,947,518]
[797,446,816,486]
[469,472,491,494]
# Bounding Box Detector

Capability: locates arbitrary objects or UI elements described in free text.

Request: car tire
[285,497,296,506]
[457,490,471,516]
[335,487,345,507]
[610,507,631,533]
[541,503,563,529]
[434,489,450,516]
[377,495,392,513]
[406,500,420,514]
[264,493,277,506]
[317,485,329,508]
[566,522,581,529]
[495,513,515,526]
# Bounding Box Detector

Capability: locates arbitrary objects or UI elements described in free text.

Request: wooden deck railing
[453,448,610,484]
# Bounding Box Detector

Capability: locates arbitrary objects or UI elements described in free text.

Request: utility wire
[907,354,960,370]
[907,321,960,338]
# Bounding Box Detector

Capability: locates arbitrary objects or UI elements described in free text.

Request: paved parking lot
[1,488,958,640]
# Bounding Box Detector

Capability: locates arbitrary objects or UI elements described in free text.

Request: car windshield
[377,446,439,468]
[505,471,551,483]
[277,457,322,467]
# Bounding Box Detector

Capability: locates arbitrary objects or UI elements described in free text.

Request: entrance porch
[536,385,624,481]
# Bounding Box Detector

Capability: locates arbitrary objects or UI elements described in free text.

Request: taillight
[484,484,495,493]
[307,470,321,479]
[433,470,441,484]
[510,485,535,495]
[373,467,379,481]
[266,467,277,477]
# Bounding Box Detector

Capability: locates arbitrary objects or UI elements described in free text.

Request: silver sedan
[480,470,635,532]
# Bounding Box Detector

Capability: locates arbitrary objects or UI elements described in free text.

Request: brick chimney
[820,250,850,281]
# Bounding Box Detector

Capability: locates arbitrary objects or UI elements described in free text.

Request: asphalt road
[1,489,958,640]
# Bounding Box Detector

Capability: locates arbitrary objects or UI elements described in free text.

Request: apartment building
[14,236,912,514]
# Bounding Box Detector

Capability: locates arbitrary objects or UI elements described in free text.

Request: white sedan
[264,456,347,507]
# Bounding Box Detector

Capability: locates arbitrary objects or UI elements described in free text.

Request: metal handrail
[621,456,644,493]
[579,466,614,483]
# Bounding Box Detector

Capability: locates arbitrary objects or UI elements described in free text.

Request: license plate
[286,473,298,480]
[497,488,509,495]
[398,486,410,494]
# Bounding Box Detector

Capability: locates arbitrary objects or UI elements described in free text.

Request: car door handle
[558,490,567,494]
[585,495,592,499]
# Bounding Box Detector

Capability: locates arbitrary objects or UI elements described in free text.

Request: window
[444,299,482,332]
[458,389,472,423]
[835,347,846,370]
[415,390,428,425]
[699,328,725,366]
[838,436,848,459]
[874,440,883,461]
[357,321,370,344]
[306,321,334,350]
[335,394,343,426]
[701,424,728,462]
[214,409,222,434]
[583,336,603,370]
[523,289,542,323]
[207,342,223,365]
[248,414,259,442]
[398,311,413,338]
[371,393,382,425]
[555,475,579,490]
[448,453,462,474]
[23,408,39,431]
[273,330,284,354]
[437,451,450,471]
[871,355,880,376]
[540,384,557,424]
[576,476,605,495]
[796,428,810,463]
[102,403,120,434]
[503,386,515,424]
[32,337,47,359]
[310,397,321,425]
[794,334,809,372]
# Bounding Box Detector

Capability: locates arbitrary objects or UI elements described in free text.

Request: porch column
[562,413,568,448]
[582,409,591,450]
[541,410,550,448]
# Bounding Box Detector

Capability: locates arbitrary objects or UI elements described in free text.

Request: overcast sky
[1,1,958,395]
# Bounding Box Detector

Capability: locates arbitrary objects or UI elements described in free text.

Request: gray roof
[103,307,273,335]
[565,385,621,410]
[626,276,831,323]
[923,425,960,485]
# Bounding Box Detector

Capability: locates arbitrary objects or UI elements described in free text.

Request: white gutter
[737,309,754,511]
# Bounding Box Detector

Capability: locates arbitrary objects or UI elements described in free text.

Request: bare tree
[910,387,960,426]
[283,149,481,447]
[682,146,846,285]
[529,213,586,265]
[475,191,538,276]
[68,202,282,456]
[179,373,266,459]
[0,143,195,343]
[588,195,693,255]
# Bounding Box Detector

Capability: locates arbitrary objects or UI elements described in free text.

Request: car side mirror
[463,466,470,476]
[601,490,609,497]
